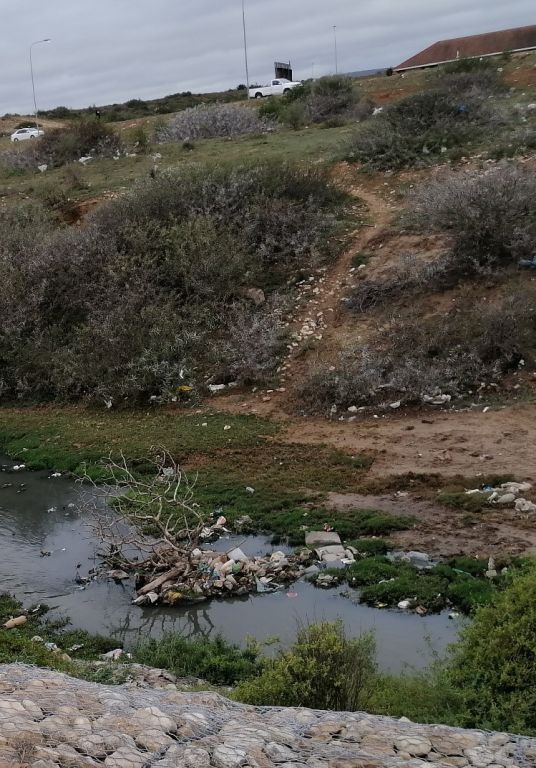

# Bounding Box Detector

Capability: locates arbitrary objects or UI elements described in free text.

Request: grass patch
[437,491,491,513]
[0,407,376,542]
[347,537,390,556]
[134,634,261,686]
[310,554,498,614]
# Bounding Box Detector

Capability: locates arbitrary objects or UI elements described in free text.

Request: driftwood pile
[131,545,312,606]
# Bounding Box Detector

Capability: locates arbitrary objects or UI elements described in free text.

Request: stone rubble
[0,665,534,768]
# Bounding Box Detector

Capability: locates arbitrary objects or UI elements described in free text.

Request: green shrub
[347,556,403,585]
[448,562,536,732]
[134,633,261,686]
[370,664,464,725]
[235,621,376,710]
[360,573,448,611]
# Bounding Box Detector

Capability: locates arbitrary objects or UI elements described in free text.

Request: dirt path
[277,184,393,389]
[281,403,536,480]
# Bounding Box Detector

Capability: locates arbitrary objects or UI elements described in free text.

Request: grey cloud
[1,0,533,113]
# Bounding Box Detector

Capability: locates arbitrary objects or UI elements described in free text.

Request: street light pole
[30,38,51,130]
[333,26,338,74]
[241,0,250,97]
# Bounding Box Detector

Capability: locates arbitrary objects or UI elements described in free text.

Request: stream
[0,459,461,670]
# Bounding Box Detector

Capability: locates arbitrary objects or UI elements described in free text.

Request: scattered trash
[37,164,48,173]
[245,486,255,494]
[423,394,451,406]
[208,384,226,394]
[102,649,124,661]
[223,425,232,431]
[68,644,85,652]
[448,612,460,620]
[389,401,401,409]
[107,569,130,581]
[12,465,26,471]
[3,616,27,629]
[50,472,62,478]
[397,599,412,610]
[515,498,536,514]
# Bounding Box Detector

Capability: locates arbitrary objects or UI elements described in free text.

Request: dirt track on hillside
[215,168,536,485]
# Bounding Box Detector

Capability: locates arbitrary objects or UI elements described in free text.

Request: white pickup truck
[249,78,302,99]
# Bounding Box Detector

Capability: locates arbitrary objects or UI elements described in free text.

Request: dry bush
[157,103,276,141]
[0,146,40,171]
[408,164,536,271]
[299,291,535,413]
[37,119,123,167]
[347,254,454,313]
[0,162,348,403]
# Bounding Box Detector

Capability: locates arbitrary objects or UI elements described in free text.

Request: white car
[10,127,44,142]
[248,78,302,99]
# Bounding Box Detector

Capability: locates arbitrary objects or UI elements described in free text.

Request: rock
[212,744,248,768]
[431,732,481,755]
[316,544,347,561]
[305,531,342,547]
[135,729,174,752]
[183,747,211,767]
[105,747,148,768]
[264,741,298,762]
[395,736,433,756]
[464,747,496,767]
[243,287,266,306]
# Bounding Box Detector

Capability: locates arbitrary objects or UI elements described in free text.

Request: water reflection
[0,460,462,670]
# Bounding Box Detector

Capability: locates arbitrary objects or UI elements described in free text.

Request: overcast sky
[1,1,533,113]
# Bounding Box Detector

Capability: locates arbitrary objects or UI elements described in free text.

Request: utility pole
[30,38,51,130]
[333,25,338,74]
[241,0,250,97]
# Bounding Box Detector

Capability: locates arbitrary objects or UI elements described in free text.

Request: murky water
[0,459,461,670]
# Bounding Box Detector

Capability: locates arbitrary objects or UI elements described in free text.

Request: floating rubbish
[286,591,299,598]
[50,472,62,478]
[12,465,26,471]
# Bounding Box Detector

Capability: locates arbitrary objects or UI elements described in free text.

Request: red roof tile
[396,24,536,71]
